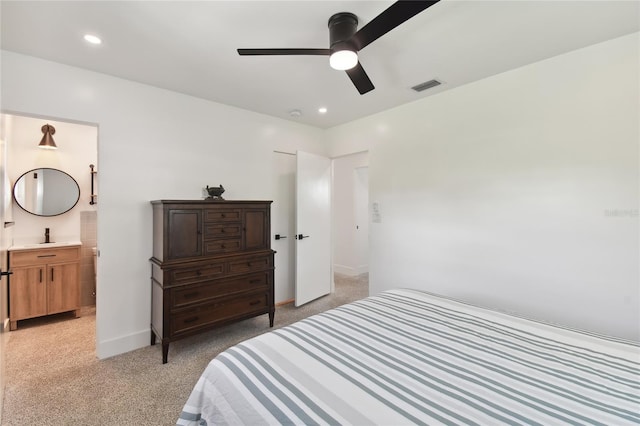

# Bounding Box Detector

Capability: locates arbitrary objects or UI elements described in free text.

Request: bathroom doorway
[1,112,98,339]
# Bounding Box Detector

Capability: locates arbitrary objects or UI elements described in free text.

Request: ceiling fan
[237,1,440,95]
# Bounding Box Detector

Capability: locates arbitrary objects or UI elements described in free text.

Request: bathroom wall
[5,114,98,306]
[6,115,98,245]
[80,211,97,306]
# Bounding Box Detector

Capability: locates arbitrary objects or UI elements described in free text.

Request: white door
[272,152,296,303]
[295,151,331,306]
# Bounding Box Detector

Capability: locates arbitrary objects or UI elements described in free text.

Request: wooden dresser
[8,243,81,330]
[150,200,275,363]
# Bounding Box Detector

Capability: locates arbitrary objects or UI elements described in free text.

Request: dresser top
[151,200,272,205]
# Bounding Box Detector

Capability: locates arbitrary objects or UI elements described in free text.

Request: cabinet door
[47,262,80,314]
[168,209,203,259]
[9,266,47,320]
[243,208,269,251]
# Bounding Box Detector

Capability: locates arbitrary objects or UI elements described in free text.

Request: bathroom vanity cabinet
[8,244,81,330]
[150,200,275,363]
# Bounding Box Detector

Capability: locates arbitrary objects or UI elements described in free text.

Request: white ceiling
[1,1,638,129]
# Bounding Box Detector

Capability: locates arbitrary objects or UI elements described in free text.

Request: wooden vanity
[8,243,81,330]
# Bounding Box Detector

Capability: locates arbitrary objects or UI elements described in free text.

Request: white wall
[326,33,639,341]
[332,152,369,276]
[1,50,327,358]
[5,115,97,245]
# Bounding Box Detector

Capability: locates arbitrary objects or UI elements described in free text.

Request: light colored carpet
[1,274,368,425]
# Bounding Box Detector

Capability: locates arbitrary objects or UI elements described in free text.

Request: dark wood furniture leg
[151,330,156,346]
[269,311,275,327]
[162,342,169,364]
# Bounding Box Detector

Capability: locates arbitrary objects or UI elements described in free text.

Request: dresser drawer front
[228,254,272,274]
[171,292,269,336]
[204,239,242,255]
[170,272,269,310]
[10,247,80,267]
[204,223,242,239]
[204,209,241,222]
[171,262,225,284]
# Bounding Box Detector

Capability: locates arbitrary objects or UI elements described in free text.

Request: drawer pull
[37,254,56,258]
[221,213,226,218]
[221,244,226,249]
[247,262,252,267]
[183,292,199,299]
[249,279,261,284]
[183,316,199,324]
[249,300,261,306]
[196,270,202,276]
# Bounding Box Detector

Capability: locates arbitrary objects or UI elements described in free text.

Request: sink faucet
[45,228,50,244]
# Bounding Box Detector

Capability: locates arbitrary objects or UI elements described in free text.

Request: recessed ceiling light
[84,34,102,45]
[318,107,327,114]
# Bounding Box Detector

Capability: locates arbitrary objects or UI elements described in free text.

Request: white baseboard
[96,329,150,360]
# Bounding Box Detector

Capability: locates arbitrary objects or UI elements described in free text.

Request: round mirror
[13,168,80,216]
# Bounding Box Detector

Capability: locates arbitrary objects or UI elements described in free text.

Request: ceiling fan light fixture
[329,49,358,70]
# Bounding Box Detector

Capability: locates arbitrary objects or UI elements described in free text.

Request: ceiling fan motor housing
[328,12,358,53]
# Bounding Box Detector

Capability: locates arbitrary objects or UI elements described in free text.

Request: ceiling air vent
[411,79,442,92]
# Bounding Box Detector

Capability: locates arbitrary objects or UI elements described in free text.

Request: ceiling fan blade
[345,62,375,95]
[238,48,330,56]
[352,1,439,51]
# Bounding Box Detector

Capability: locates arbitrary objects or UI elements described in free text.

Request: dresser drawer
[170,272,269,310]
[10,246,80,267]
[204,239,242,255]
[204,209,241,222]
[228,254,272,275]
[171,262,225,284]
[204,223,242,239]
[171,292,269,336]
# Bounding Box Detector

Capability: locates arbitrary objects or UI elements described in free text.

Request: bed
[177,289,640,425]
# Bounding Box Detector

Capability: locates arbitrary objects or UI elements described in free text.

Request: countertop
[8,241,82,251]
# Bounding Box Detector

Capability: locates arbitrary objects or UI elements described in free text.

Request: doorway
[332,152,369,278]
[272,150,332,307]
[271,150,369,306]
[0,113,98,341]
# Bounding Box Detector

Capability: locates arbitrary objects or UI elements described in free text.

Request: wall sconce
[38,124,57,150]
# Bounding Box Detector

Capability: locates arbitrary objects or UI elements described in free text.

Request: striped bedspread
[177,289,640,425]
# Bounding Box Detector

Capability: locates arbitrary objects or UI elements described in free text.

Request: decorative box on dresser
[150,200,275,363]
[8,243,82,331]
